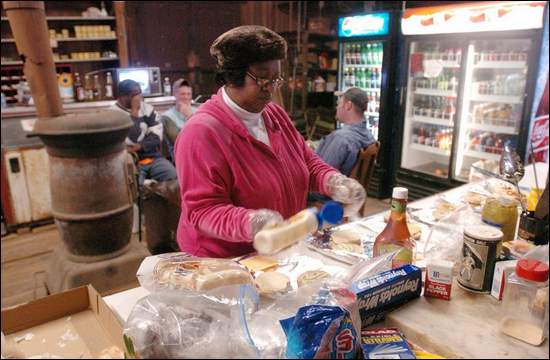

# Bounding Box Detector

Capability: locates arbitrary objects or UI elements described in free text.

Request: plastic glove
[326,174,366,216]
[248,209,284,239]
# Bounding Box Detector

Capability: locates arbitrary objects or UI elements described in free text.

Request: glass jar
[499,259,549,346]
[481,196,519,253]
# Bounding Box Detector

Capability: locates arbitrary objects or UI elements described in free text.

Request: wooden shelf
[1,16,115,21]
[3,37,117,43]
[2,57,119,66]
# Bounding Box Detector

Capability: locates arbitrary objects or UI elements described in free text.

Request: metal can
[458,224,503,293]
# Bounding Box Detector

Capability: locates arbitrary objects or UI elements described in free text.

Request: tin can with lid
[458,224,503,293]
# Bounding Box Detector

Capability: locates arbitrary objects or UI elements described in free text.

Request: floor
[0,196,389,309]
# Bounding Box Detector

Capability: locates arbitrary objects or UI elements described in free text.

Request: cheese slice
[331,229,361,245]
[240,255,279,272]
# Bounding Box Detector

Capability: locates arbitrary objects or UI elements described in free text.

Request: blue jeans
[139,157,177,186]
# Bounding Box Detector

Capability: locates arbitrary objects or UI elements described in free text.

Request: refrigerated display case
[394,1,546,199]
[338,11,399,198]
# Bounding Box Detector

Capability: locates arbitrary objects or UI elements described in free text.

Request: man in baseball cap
[316,87,375,176]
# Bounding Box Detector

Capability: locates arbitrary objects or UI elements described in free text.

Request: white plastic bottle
[253,201,343,255]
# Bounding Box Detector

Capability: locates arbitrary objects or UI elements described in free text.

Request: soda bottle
[74,72,86,102]
[350,68,356,87]
[93,74,101,100]
[377,43,383,64]
[365,68,371,89]
[361,44,367,65]
[344,44,350,64]
[84,75,93,101]
[163,77,171,96]
[104,71,114,99]
[373,187,415,269]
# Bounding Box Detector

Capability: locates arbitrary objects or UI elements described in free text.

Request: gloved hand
[248,209,284,240]
[326,174,366,216]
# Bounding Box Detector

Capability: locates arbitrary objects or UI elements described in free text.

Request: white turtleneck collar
[222,86,270,146]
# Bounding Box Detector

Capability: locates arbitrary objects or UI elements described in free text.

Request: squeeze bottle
[253,201,343,255]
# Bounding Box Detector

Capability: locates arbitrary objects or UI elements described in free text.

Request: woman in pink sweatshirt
[173,26,366,258]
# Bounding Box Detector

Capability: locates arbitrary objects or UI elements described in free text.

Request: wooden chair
[349,141,380,215]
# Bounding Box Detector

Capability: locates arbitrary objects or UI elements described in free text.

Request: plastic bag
[136,253,254,293]
[423,204,482,270]
[523,245,549,265]
[124,285,260,359]
[244,267,364,359]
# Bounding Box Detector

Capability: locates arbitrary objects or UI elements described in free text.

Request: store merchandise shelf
[365,111,379,117]
[344,64,382,69]
[463,149,501,161]
[361,87,381,92]
[415,88,457,97]
[466,122,517,135]
[2,16,115,21]
[470,94,523,104]
[410,143,450,156]
[3,37,117,43]
[473,61,527,69]
[2,57,119,66]
[412,115,453,127]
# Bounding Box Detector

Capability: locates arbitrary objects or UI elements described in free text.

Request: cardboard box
[350,265,422,327]
[1,285,125,359]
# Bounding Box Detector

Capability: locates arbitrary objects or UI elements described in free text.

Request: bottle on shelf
[92,74,101,100]
[84,74,93,101]
[163,77,171,96]
[74,72,86,102]
[104,72,114,99]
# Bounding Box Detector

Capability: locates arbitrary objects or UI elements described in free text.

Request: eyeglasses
[246,72,285,89]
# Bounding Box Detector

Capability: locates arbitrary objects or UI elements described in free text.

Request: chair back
[349,141,380,191]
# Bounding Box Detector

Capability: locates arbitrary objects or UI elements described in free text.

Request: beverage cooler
[338,11,400,198]
[394,1,546,199]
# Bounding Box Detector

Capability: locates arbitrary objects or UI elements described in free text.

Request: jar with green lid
[481,196,519,252]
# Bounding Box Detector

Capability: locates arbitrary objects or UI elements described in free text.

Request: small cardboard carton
[1,285,125,359]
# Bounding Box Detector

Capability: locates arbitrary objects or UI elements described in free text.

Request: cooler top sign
[338,12,390,38]
[402,1,545,35]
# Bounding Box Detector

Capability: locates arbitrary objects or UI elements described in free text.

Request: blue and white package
[350,265,422,327]
[280,305,358,359]
[361,328,416,359]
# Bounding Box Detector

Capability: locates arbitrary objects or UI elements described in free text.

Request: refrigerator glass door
[341,40,384,140]
[400,40,462,178]
[453,39,531,181]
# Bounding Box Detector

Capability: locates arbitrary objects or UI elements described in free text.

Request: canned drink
[458,225,503,293]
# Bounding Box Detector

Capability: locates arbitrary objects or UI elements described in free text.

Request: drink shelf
[365,112,379,117]
[412,115,453,127]
[473,61,527,69]
[414,88,457,97]
[344,64,382,69]
[2,37,118,43]
[439,61,461,68]
[470,94,523,104]
[410,143,450,156]
[360,87,380,92]
[466,122,517,135]
[463,149,501,161]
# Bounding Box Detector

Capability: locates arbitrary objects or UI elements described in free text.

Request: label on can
[458,232,499,292]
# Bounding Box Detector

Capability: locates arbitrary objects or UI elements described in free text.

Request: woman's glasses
[246,72,285,89]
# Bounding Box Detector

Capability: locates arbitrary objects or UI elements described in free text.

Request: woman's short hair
[210,25,287,87]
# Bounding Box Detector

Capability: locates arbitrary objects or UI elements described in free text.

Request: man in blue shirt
[316,87,376,176]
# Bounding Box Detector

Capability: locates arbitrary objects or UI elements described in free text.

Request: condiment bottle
[373,187,415,269]
[500,258,549,346]
[254,201,343,255]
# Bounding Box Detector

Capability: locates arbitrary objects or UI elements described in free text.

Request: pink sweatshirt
[174,88,338,258]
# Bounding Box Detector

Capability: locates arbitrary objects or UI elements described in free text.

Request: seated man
[160,79,195,156]
[111,79,177,185]
[316,87,376,177]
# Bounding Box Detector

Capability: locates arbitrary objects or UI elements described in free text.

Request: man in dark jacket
[112,79,177,185]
